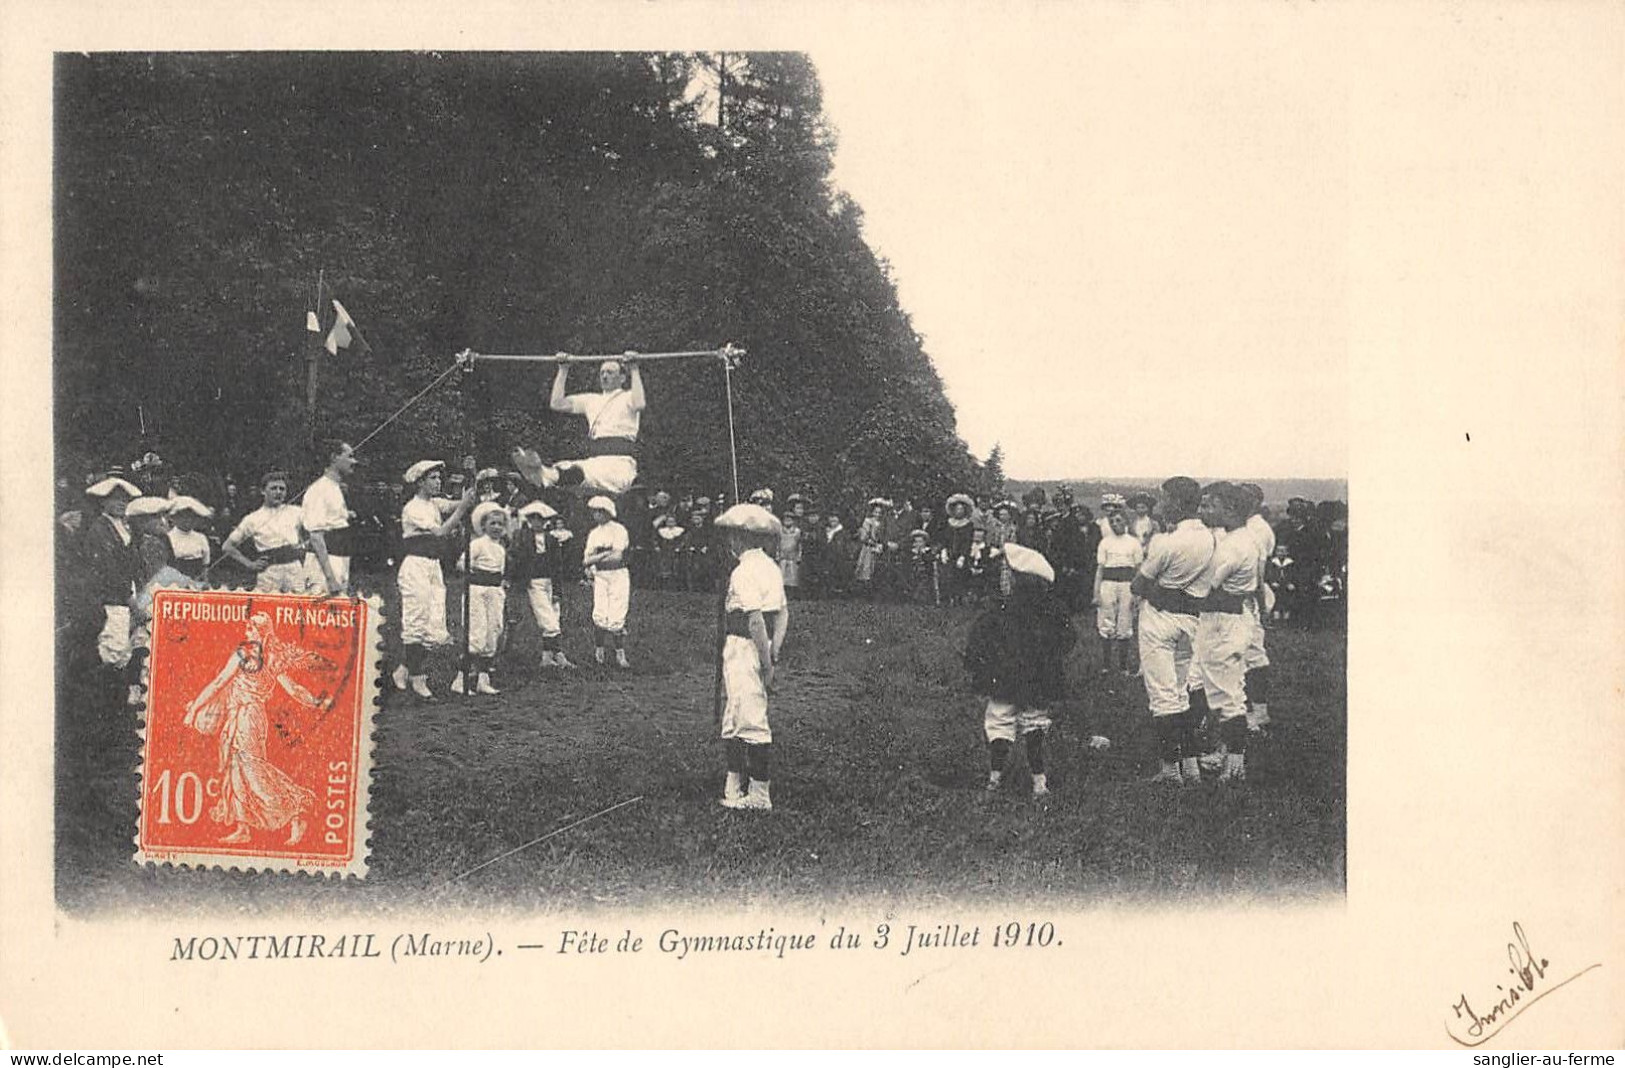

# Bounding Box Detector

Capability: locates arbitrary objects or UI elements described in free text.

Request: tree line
[55,51,998,511]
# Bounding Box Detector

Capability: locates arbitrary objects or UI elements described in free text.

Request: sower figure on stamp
[302,440,358,596]
[715,503,790,812]
[392,460,476,700]
[963,543,1081,798]
[512,353,646,498]
[1130,477,1216,785]
[184,611,333,846]
[221,471,307,594]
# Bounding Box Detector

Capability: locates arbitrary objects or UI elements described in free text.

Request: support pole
[460,361,476,700]
[465,345,743,366]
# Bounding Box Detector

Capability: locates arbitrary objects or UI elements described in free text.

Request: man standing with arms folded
[1130,477,1216,785]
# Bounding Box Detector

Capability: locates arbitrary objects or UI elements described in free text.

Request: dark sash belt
[308,527,354,556]
[585,436,638,459]
[1202,591,1247,615]
[401,534,443,559]
[257,545,305,566]
[1146,585,1203,616]
[171,556,208,580]
[467,570,504,587]
[594,561,627,571]
[1100,566,1136,582]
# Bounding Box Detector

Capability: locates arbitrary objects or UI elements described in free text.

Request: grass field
[56,581,1345,914]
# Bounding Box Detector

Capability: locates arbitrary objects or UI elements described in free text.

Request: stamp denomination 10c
[134,589,381,877]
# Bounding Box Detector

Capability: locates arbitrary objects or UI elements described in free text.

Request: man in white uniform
[714,503,789,812]
[512,353,646,497]
[582,495,632,668]
[1130,477,1216,784]
[1238,482,1276,732]
[301,441,357,595]
[1187,483,1261,782]
[392,460,475,699]
[1093,511,1143,674]
[221,471,306,593]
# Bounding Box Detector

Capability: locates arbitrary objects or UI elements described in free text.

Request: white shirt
[228,504,304,550]
[1138,518,1217,591]
[467,534,506,575]
[401,496,453,537]
[302,474,349,532]
[167,528,211,563]
[1097,532,1144,571]
[1187,525,1260,598]
[1246,514,1276,581]
[726,548,788,614]
[558,389,643,440]
[584,521,630,563]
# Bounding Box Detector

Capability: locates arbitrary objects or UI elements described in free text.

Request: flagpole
[306,269,325,456]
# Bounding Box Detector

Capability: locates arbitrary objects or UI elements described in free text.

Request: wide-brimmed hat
[587,496,617,518]
[125,496,171,519]
[1003,543,1055,583]
[86,476,142,499]
[945,492,974,511]
[517,500,558,520]
[714,503,783,535]
[167,496,214,518]
[471,502,507,530]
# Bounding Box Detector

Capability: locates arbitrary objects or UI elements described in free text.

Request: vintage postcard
[2,0,1622,1052]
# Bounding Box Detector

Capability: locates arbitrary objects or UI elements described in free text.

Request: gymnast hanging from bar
[511,351,645,497]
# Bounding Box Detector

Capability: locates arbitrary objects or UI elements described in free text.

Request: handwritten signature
[1447,922,1602,1047]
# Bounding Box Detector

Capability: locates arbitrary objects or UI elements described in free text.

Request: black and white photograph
[4,1,1621,1052]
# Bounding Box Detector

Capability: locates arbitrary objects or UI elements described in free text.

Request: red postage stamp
[134,588,381,877]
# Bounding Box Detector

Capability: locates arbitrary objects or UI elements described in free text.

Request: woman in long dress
[184,612,330,845]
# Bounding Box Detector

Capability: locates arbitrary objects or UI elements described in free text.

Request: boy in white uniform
[1130,477,1216,784]
[393,460,476,699]
[1187,483,1261,782]
[512,354,646,496]
[301,441,357,595]
[221,471,306,593]
[1093,511,1143,674]
[513,499,575,668]
[714,503,789,811]
[582,495,632,668]
[452,502,509,696]
[166,496,214,581]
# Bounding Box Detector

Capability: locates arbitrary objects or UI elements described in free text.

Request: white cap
[517,500,558,520]
[471,502,507,530]
[475,467,501,482]
[86,477,142,499]
[714,503,783,535]
[587,496,617,518]
[167,496,214,518]
[125,496,171,519]
[1003,543,1055,583]
[404,460,444,484]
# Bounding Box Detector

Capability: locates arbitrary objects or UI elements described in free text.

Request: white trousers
[97,605,133,669]
[1138,602,1198,717]
[592,568,630,633]
[1243,597,1270,669]
[547,455,637,496]
[525,578,561,637]
[983,699,1051,743]
[255,561,305,594]
[720,635,771,744]
[398,556,449,646]
[1096,580,1135,639]
[467,584,505,658]
[302,553,351,594]
[1193,611,1251,720]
